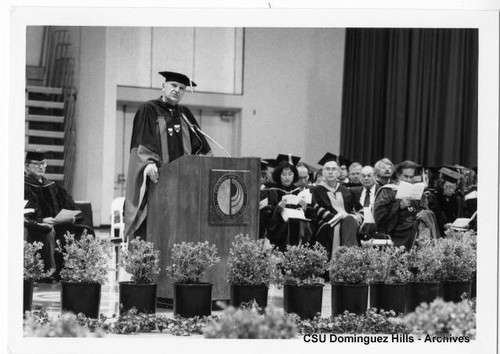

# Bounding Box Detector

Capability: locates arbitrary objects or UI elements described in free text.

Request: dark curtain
[340,28,478,168]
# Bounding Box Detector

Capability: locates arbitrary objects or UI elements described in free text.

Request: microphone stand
[181,113,232,157]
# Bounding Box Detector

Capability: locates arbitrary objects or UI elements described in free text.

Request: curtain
[340,28,478,168]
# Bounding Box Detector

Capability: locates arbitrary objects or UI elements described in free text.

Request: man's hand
[399,198,412,209]
[298,199,307,210]
[42,217,55,225]
[145,164,159,183]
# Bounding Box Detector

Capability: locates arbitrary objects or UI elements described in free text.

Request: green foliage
[203,304,297,338]
[56,230,112,284]
[294,308,409,334]
[24,241,53,280]
[438,233,476,281]
[369,245,411,284]
[119,237,160,284]
[404,298,476,338]
[227,234,279,286]
[277,243,329,286]
[407,235,443,282]
[166,241,221,283]
[24,309,105,337]
[330,246,373,284]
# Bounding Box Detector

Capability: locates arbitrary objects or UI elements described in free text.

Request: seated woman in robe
[263,160,312,251]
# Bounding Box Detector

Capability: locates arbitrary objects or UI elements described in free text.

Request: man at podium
[124,71,212,239]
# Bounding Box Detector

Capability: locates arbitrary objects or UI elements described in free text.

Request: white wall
[241,28,345,165]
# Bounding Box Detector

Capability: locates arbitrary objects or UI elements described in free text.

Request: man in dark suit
[350,165,379,238]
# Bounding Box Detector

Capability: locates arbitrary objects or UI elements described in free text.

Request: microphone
[181,113,232,157]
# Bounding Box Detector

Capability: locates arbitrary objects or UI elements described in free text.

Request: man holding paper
[374,160,439,250]
[24,150,94,280]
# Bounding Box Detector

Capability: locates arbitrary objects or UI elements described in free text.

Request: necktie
[363,188,371,207]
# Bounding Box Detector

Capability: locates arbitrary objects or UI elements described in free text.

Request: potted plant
[330,245,374,316]
[438,232,476,302]
[405,235,443,313]
[118,237,160,314]
[277,243,329,319]
[166,241,221,318]
[23,241,54,313]
[227,234,279,308]
[56,230,112,318]
[368,244,411,314]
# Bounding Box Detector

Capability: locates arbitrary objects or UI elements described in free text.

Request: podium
[147,155,260,300]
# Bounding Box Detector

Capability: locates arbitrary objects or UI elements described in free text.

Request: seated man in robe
[374,160,440,250]
[374,157,396,186]
[311,153,363,259]
[350,165,379,239]
[24,150,94,280]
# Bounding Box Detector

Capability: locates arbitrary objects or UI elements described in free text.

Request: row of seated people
[259,153,477,259]
[24,150,95,282]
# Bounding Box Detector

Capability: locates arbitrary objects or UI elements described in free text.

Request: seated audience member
[24,150,94,279]
[374,158,396,186]
[427,168,466,234]
[314,168,324,185]
[336,155,351,185]
[264,155,312,250]
[311,153,363,259]
[374,160,440,250]
[345,162,363,187]
[262,158,278,184]
[350,165,379,238]
[296,162,313,191]
[259,160,273,238]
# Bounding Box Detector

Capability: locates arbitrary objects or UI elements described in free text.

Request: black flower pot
[230,284,268,308]
[23,279,34,313]
[174,282,212,318]
[119,282,157,315]
[283,283,323,319]
[404,281,439,314]
[440,280,472,302]
[61,281,101,318]
[369,282,407,314]
[331,282,368,316]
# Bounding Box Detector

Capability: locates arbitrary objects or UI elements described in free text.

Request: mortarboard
[260,159,269,171]
[317,152,351,167]
[25,150,46,162]
[263,158,278,168]
[158,71,197,87]
[439,167,463,183]
[276,154,300,166]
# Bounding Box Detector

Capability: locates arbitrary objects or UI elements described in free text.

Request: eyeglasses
[28,161,47,168]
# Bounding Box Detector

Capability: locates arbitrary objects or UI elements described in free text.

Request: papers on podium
[54,209,81,223]
[395,182,425,200]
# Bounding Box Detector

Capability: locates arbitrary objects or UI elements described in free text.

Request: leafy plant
[276,243,329,286]
[119,237,160,284]
[294,308,409,334]
[166,241,221,283]
[24,310,105,337]
[56,230,112,284]
[330,246,373,284]
[24,241,54,280]
[404,298,476,338]
[369,245,411,284]
[203,304,297,338]
[407,235,443,282]
[438,233,476,282]
[227,234,279,286]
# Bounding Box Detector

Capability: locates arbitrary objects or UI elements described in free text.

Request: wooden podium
[147,155,260,300]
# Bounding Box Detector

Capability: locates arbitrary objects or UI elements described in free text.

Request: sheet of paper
[54,209,82,223]
[24,200,29,207]
[395,182,425,200]
[281,207,308,222]
[24,208,35,215]
[259,198,268,210]
[281,194,300,205]
[298,189,312,204]
[464,190,477,200]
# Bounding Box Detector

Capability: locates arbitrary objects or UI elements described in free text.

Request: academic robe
[311,183,362,259]
[124,98,212,238]
[374,185,428,250]
[427,191,465,234]
[264,183,311,251]
[24,173,93,274]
